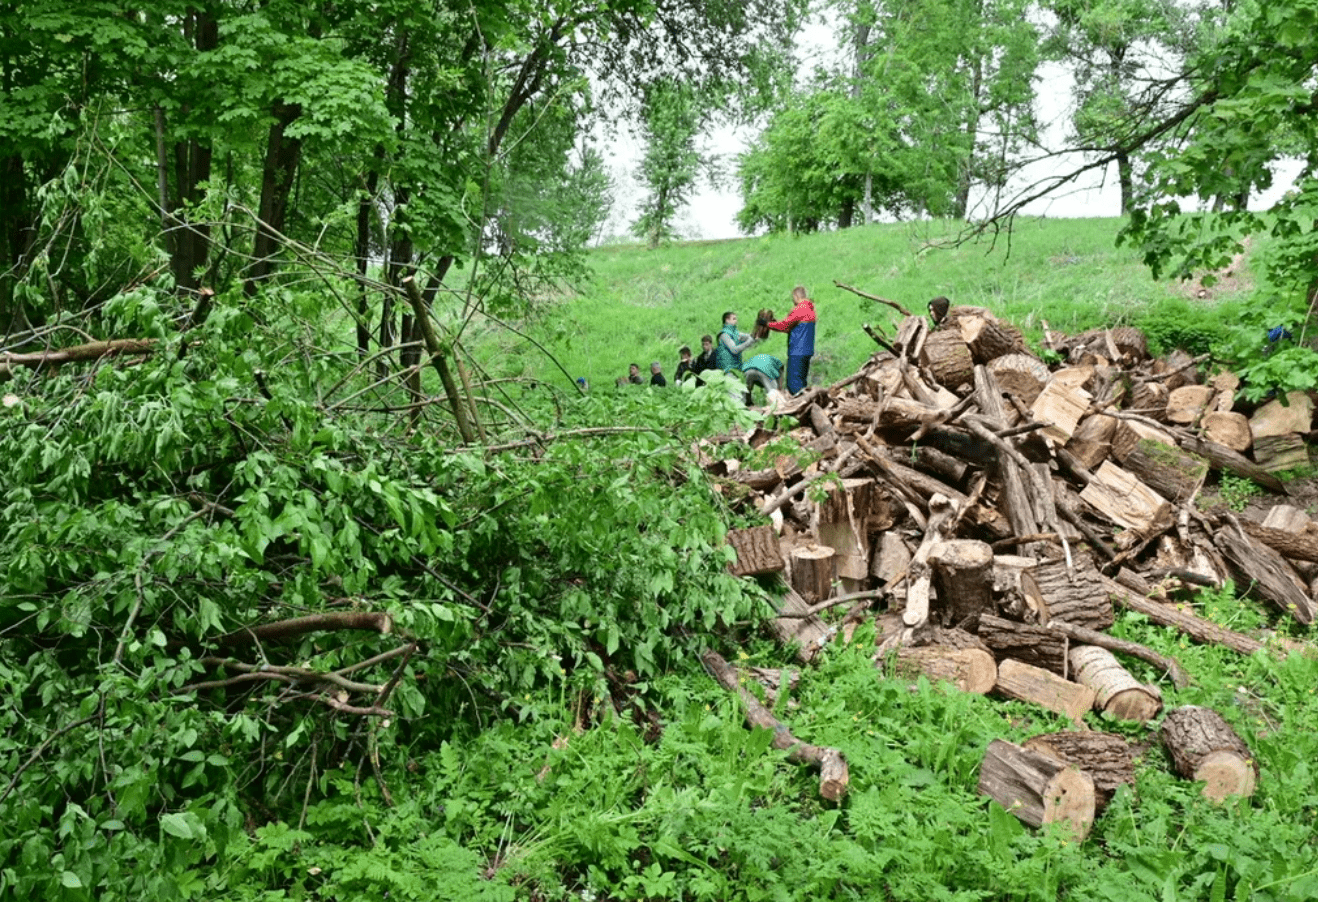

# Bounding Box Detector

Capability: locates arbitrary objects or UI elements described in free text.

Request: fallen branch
[833,281,912,316]
[1046,619,1189,689]
[215,612,393,646]
[701,649,849,801]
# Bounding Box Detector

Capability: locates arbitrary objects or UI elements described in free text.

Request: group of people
[712,285,817,404]
[595,285,817,405]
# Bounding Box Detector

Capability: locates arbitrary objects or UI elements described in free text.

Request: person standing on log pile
[763,286,816,394]
[714,311,758,373]
[928,296,951,326]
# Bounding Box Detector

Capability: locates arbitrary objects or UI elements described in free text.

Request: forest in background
[3,0,1318,898]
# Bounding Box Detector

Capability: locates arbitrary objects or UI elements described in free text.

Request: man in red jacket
[763,286,816,394]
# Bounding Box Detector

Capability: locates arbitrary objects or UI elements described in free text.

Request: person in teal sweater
[713,311,758,372]
[743,353,784,405]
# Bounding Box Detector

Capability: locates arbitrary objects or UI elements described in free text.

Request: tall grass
[521,217,1247,391]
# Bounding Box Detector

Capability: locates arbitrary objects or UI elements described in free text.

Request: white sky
[597,19,1301,242]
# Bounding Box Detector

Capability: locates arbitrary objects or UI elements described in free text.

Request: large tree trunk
[244,101,304,296]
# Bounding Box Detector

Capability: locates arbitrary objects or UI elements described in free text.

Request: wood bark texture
[1023,731,1135,814]
[977,739,1096,839]
[1159,705,1258,801]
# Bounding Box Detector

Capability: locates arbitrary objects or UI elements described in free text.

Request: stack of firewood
[710,301,1307,838]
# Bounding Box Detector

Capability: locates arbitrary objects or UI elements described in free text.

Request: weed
[1218,472,1262,511]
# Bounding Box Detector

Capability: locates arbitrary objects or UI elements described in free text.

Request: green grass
[519,217,1248,391]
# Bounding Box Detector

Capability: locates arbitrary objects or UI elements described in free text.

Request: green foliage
[1216,472,1263,512]
[1136,298,1232,356]
[631,79,707,248]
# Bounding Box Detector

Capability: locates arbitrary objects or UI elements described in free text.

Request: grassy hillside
[528,217,1248,390]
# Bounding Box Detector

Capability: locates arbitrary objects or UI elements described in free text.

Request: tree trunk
[978,739,1095,839]
[1116,149,1134,214]
[245,101,303,295]
[1023,731,1134,814]
[1160,705,1258,801]
[994,658,1097,722]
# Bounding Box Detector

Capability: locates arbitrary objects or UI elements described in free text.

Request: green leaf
[61,871,82,888]
[161,812,194,839]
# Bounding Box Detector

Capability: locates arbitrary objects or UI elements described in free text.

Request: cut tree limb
[701,649,849,801]
[1159,705,1258,801]
[1023,731,1135,814]
[1068,645,1163,722]
[978,739,1096,840]
[994,658,1097,722]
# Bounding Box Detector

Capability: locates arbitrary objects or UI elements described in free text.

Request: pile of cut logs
[706,299,1312,840]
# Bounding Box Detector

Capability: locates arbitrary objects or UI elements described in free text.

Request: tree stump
[1068,645,1162,722]
[1109,326,1149,362]
[1024,731,1136,813]
[890,645,997,694]
[789,545,836,604]
[978,739,1096,840]
[1159,705,1258,801]
[994,658,1097,722]
[929,539,994,630]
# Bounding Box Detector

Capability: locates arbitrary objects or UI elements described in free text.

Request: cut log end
[978,739,1096,841]
[1195,749,1258,802]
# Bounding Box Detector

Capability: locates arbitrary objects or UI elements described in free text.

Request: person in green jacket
[713,311,758,372]
[742,353,784,406]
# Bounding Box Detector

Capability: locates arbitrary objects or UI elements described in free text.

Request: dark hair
[629,362,640,369]
[929,296,951,322]
[700,334,713,344]
[722,311,736,324]
[679,345,691,357]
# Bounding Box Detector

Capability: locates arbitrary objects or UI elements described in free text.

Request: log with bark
[702,649,849,801]
[978,739,1096,840]
[727,525,787,576]
[1068,645,1163,722]
[977,613,1071,674]
[789,544,836,604]
[1023,731,1136,814]
[1159,705,1258,801]
[994,658,1097,722]
[928,539,994,630]
[1213,521,1315,625]
[1021,552,1114,631]
[889,644,997,694]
